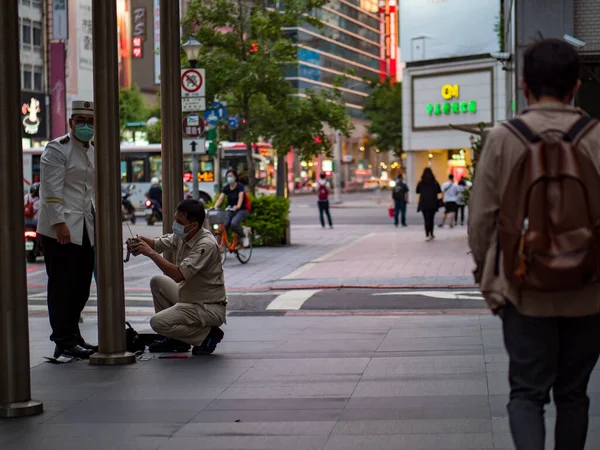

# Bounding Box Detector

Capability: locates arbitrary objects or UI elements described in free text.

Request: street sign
[183,138,207,155]
[182,114,205,138]
[182,96,206,112]
[204,101,227,126]
[227,115,241,130]
[180,68,205,97]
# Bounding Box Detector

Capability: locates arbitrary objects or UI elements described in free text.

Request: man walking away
[455,178,468,226]
[317,173,333,229]
[469,39,600,450]
[439,174,459,228]
[38,100,97,359]
[392,174,409,227]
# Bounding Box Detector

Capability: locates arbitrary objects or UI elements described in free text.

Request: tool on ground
[158,354,189,359]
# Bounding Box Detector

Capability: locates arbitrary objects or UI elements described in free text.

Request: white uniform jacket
[37,133,95,246]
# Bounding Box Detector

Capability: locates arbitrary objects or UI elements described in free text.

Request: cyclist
[213,169,250,247]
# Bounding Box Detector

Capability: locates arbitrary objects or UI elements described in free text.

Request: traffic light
[207,128,217,155]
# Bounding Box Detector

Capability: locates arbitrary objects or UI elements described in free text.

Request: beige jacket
[469,103,600,317]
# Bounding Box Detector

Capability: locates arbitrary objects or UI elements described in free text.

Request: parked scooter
[145,199,162,226]
[24,223,43,263]
[121,185,136,224]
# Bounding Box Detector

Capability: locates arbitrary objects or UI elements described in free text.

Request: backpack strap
[502,119,540,144]
[565,116,598,144]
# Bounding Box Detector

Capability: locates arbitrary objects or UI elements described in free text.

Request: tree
[364,78,403,157]
[147,120,162,144]
[119,84,148,132]
[183,0,351,193]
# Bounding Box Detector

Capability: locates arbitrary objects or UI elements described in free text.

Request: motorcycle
[121,185,136,224]
[24,223,43,263]
[145,199,162,226]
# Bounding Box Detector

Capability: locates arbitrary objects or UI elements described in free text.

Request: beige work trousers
[149,275,225,346]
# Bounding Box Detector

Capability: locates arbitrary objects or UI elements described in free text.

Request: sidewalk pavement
[120,223,474,292]
[7,314,600,450]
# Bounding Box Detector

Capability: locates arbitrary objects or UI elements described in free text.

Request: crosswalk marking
[28,294,154,302]
[266,289,321,310]
[28,305,154,314]
[372,290,484,301]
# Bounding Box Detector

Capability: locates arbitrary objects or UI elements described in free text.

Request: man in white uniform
[38,101,97,359]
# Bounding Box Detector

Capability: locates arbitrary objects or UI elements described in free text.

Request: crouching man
[130,199,226,355]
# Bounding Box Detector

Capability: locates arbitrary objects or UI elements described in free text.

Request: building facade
[400,0,504,198]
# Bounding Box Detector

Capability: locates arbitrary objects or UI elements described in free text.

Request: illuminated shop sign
[426,84,477,117]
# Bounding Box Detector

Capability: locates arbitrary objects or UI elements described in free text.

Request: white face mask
[227,176,236,185]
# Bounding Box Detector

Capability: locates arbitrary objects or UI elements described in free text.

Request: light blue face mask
[172,221,187,238]
[74,123,94,142]
[227,176,236,185]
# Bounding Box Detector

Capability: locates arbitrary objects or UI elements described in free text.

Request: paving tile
[332,418,491,435]
[3,436,170,450]
[218,381,358,399]
[384,327,482,339]
[352,373,489,397]
[205,397,349,411]
[275,338,384,354]
[323,433,494,450]
[175,421,336,436]
[377,336,483,353]
[45,399,211,424]
[362,355,485,378]
[89,384,230,400]
[157,435,328,450]
[191,408,343,423]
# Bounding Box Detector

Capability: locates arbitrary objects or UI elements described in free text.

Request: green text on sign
[426,100,477,117]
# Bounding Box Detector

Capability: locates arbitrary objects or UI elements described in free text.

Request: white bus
[23,141,276,209]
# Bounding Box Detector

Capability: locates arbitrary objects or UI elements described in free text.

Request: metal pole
[89,0,136,366]
[192,151,199,200]
[0,0,43,418]
[276,153,286,197]
[333,130,342,204]
[161,0,183,238]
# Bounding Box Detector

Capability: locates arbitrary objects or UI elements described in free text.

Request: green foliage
[462,122,487,204]
[245,195,290,246]
[364,78,403,156]
[494,0,505,52]
[183,0,351,192]
[147,120,162,143]
[119,84,148,130]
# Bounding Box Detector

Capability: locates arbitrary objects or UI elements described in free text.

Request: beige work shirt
[153,228,226,305]
[469,103,600,317]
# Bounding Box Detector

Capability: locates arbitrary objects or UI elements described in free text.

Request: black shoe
[148,338,191,353]
[192,327,224,356]
[79,341,99,352]
[54,344,94,360]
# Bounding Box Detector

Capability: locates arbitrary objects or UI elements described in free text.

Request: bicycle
[207,207,252,264]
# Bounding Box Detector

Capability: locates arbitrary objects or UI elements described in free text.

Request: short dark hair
[449,173,454,180]
[176,199,206,225]
[320,173,326,179]
[523,39,580,100]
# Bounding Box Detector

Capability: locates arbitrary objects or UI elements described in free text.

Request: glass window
[33,67,43,91]
[33,22,42,47]
[322,3,379,29]
[149,155,162,180]
[22,19,31,45]
[121,161,128,182]
[131,160,146,182]
[295,31,379,70]
[23,66,32,90]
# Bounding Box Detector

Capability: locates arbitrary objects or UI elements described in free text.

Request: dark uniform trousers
[42,226,95,347]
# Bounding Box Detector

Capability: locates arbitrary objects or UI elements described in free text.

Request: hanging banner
[50,43,67,138]
[52,0,68,40]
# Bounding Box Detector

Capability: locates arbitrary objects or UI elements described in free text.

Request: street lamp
[182,38,201,68]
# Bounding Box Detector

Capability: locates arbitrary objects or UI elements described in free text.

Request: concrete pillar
[89,0,136,366]
[0,0,43,417]
[405,151,417,203]
[160,0,183,238]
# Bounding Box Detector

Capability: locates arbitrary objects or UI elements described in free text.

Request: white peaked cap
[72,100,94,116]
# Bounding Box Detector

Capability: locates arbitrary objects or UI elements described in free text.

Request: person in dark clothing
[416,167,441,241]
[148,177,163,208]
[213,170,250,247]
[316,173,333,229]
[392,174,409,227]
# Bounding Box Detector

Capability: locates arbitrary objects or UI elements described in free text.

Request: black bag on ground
[125,322,147,354]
